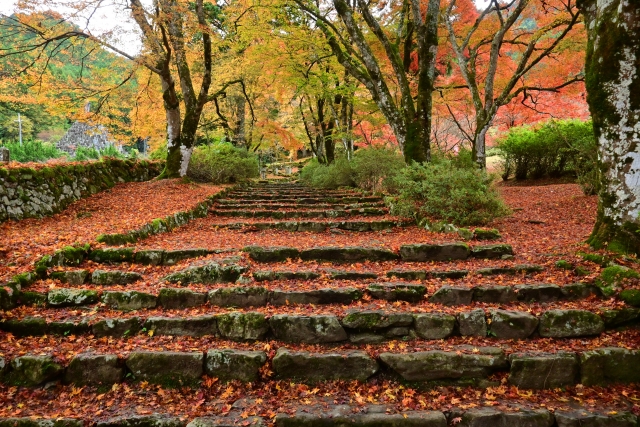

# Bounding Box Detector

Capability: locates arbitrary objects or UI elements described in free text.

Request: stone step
[211,219,411,232]
[3,307,632,342]
[219,196,383,203]
[212,202,387,210]
[244,243,513,263]
[0,408,636,427]
[15,281,606,310]
[209,208,388,219]
[1,345,638,389]
[216,198,385,206]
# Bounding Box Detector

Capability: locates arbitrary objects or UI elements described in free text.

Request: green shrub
[351,146,405,193]
[0,139,66,162]
[187,143,259,183]
[73,146,101,161]
[149,141,167,161]
[300,158,354,189]
[497,119,598,194]
[387,157,510,226]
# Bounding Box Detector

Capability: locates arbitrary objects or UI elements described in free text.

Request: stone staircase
[0,182,638,426]
[206,182,412,232]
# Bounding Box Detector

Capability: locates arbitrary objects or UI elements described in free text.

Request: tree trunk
[579,0,640,254]
[472,119,491,169]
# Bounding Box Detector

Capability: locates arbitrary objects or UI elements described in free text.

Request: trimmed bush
[187,143,258,183]
[387,157,510,226]
[497,119,598,194]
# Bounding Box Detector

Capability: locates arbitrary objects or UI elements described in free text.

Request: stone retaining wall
[0,159,162,223]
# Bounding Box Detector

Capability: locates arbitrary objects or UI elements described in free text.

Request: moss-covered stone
[399,243,469,262]
[144,316,217,337]
[162,249,213,266]
[489,310,539,339]
[471,244,514,259]
[47,288,99,307]
[125,351,203,387]
[508,352,578,389]
[216,312,269,341]
[205,349,267,382]
[134,250,165,266]
[619,289,640,307]
[157,288,206,309]
[458,309,487,337]
[341,310,413,330]
[596,265,640,297]
[0,317,48,336]
[269,288,362,305]
[92,270,143,285]
[580,348,640,386]
[243,246,300,262]
[89,248,135,263]
[6,354,63,386]
[413,313,456,339]
[473,228,501,240]
[253,270,321,281]
[162,262,246,285]
[50,270,89,285]
[92,317,141,337]
[64,353,124,385]
[538,309,605,338]
[301,246,399,262]
[17,291,47,306]
[208,287,269,308]
[102,291,157,311]
[429,286,473,306]
[48,320,90,336]
[367,282,426,302]
[269,315,347,343]
[272,348,378,382]
[555,260,573,270]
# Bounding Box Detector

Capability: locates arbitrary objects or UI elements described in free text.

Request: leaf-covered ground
[0,179,226,282]
[1,180,639,422]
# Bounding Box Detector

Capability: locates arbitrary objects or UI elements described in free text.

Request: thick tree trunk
[579,0,640,254]
[472,119,491,169]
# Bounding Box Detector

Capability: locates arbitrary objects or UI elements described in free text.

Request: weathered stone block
[163,249,212,265]
[50,270,88,285]
[144,316,217,337]
[163,262,245,284]
[205,349,266,382]
[380,348,506,381]
[414,313,456,339]
[158,288,206,309]
[244,246,300,262]
[89,248,135,263]
[216,312,269,341]
[134,250,165,266]
[300,246,399,262]
[64,353,124,385]
[47,288,98,307]
[538,310,604,338]
[272,348,378,381]
[269,315,347,343]
[7,354,63,385]
[208,287,268,308]
[508,352,578,389]
[97,415,185,427]
[514,284,564,302]
[458,408,553,427]
[92,270,143,285]
[126,351,203,386]
[472,286,516,303]
[275,410,446,427]
[489,310,538,339]
[580,348,640,386]
[92,317,141,337]
[458,310,487,337]
[429,286,473,305]
[342,311,413,330]
[399,243,470,262]
[368,282,426,302]
[102,291,157,311]
[471,244,513,259]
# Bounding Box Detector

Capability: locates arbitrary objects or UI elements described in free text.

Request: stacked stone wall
[0,159,161,223]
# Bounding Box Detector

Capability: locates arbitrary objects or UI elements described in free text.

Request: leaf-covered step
[244,243,513,262]
[213,201,386,210]
[219,195,383,203]
[1,308,627,342]
[1,346,639,389]
[209,208,388,219]
[214,219,408,232]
